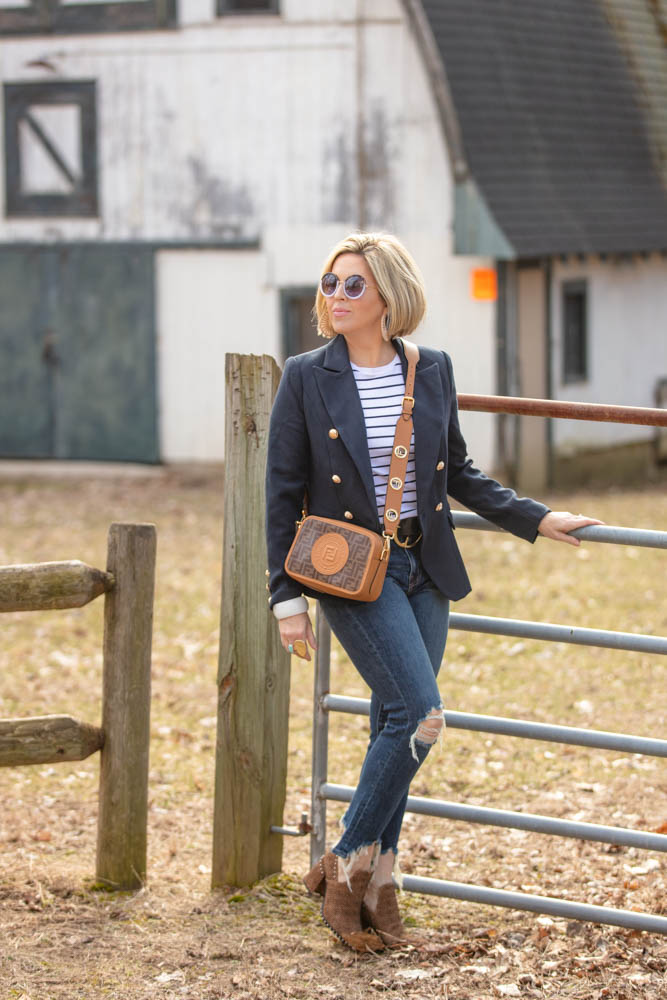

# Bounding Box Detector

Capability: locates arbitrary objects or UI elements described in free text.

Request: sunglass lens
[344,275,366,298]
[320,273,338,297]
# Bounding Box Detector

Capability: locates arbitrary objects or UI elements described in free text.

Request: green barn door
[55,245,158,461]
[0,245,158,462]
[0,247,54,456]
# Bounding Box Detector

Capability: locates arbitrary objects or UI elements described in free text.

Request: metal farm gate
[307,397,667,935]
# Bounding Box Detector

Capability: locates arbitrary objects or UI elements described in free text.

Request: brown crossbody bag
[284,339,420,602]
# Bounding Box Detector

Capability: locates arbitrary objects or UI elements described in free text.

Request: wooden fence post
[212,354,291,888]
[96,522,156,890]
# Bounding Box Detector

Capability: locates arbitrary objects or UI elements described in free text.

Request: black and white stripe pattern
[351,355,418,522]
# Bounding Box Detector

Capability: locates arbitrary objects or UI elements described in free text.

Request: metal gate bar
[452,510,667,548]
[324,694,667,756]
[456,394,667,427]
[399,875,667,935]
[449,613,666,654]
[322,782,667,852]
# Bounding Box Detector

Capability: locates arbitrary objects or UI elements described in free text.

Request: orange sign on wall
[471,267,498,301]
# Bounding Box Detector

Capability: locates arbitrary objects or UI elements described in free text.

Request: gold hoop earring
[381,313,391,342]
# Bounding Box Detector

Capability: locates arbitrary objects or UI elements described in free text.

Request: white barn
[1,0,665,487]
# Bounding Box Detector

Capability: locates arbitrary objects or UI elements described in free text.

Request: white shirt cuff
[272,596,309,620]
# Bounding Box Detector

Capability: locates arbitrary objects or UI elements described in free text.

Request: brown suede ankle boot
[304,852,384,953]
[361,882,411,948]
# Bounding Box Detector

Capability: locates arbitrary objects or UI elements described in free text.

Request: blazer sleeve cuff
[273,596,309,620]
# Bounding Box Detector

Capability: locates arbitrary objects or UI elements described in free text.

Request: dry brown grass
[0,468,666,999]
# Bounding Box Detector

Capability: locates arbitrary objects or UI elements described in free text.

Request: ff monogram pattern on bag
[287,518,372,590]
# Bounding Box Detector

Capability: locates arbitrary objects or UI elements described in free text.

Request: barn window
[217,0,279,13]
[562,280,588,384]
[0,0,176,35]
[4,81,98,217]
[281,287,318,360]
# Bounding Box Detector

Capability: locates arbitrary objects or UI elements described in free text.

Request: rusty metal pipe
[457,393,667,426]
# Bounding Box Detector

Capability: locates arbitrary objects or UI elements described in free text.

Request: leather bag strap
[383,338,419,537]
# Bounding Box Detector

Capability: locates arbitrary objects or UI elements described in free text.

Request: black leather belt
[394,516,422,548]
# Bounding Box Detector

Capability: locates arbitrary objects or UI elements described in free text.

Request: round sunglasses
[320,272,377,300]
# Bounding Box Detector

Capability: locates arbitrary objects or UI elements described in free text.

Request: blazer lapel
[313,336,378,520]
[396,339,445,505]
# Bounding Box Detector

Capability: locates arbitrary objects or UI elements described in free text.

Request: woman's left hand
[537,511,604,546]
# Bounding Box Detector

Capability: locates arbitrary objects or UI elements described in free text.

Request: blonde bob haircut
[315,232,427,340]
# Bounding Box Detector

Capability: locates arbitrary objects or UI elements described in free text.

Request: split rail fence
[0,522,156,890]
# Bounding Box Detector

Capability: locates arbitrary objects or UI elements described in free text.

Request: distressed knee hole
[415,708,444,744]
[409,706,444,761]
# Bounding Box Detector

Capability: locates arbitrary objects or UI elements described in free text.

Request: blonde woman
[265,232,599,951]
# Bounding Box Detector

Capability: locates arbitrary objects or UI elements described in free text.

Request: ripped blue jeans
[319,538,450,860]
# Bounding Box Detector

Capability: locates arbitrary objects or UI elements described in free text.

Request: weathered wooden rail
[0,522,156,890]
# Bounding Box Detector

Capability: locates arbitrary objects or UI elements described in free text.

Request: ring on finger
[288,643,294,653]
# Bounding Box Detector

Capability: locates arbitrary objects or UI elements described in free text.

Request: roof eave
[454,179,517,260]
[402,0,515,259]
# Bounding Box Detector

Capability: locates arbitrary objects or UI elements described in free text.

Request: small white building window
[562,280,588,384]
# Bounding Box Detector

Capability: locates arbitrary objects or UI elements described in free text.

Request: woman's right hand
[278,611,318,661]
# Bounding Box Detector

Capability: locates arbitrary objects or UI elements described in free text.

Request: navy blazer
[265,335,549,609]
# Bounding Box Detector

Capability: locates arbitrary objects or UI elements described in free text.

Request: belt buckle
[394,520,422,549]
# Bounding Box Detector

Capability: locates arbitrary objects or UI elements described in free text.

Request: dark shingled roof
[419,0,667,257]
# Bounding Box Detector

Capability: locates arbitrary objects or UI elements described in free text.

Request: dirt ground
[0,468,666,999]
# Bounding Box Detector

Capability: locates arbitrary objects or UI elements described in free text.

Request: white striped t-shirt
[351,355,418,523]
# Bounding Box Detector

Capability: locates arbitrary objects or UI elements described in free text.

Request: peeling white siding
[156,247,273,462]
[551,254,667,454]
